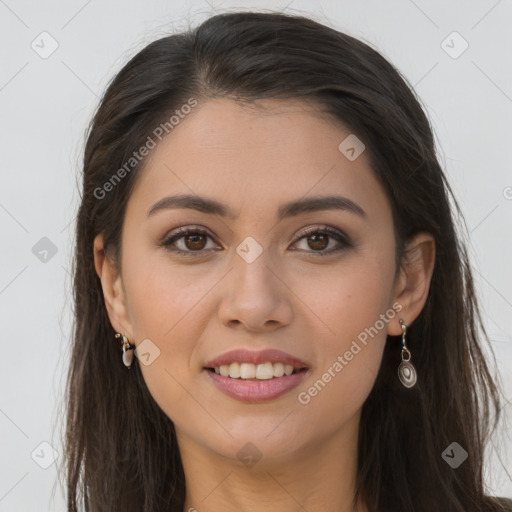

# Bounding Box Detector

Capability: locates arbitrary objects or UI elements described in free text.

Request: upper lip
[204,349,309,369]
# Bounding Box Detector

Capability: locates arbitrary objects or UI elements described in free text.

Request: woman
[62,10,512,512]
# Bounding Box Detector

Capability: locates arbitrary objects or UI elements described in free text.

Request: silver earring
[398,319,417,388]
[114,333,135,369]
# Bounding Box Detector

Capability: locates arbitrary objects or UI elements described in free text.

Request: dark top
[495,496,512,510]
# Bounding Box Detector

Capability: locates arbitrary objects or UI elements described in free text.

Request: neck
[178,411,368,512]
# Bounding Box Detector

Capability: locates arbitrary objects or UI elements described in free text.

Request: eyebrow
[147,194,367,221]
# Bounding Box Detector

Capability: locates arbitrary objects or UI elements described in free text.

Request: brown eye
[162,227,218,256]
[183,233,207,250]
[306,233,329,251]
[293,227,350,256]
[162,225,350,258]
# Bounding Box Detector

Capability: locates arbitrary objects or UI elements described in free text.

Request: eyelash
[161,225,351,258]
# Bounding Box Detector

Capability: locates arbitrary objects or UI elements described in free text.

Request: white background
[1,0,511,510]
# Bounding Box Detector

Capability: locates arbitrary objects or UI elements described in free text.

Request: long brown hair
[61,11,510,511]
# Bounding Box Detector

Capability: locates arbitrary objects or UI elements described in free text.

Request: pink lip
[205,368,309,403]
[203,348,309,369]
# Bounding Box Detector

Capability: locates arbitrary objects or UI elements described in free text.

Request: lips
[206,368,309,403]
[203,348,309,370]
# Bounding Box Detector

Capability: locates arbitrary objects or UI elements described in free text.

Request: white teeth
[273,362,285,377]
[229,362,240,378]
[213,362,299,379]
[240,363,256,379]
[256,362,274,380]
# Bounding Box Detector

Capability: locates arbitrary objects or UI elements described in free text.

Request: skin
[94,97,435,512]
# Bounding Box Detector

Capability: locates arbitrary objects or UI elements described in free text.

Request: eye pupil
[308,233,328,251]
[186,234,206,250]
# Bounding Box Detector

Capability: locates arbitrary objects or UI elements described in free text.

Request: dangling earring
[397,319,417,388]
[114,333,135,369]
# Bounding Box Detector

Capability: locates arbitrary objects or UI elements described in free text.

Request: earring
[114,333,135,369]
[397,319,417,388]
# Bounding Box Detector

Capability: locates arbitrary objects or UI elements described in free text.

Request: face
[104,97,405,465]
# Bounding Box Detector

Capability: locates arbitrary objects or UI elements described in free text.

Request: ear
[386,232,436,336]
[93,233,134,340]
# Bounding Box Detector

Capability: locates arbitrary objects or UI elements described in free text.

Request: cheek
[294,278,389,425]
[123,248,213,339]
[295,254,395,341]
[292,258,394,412]
[120,250,211,402]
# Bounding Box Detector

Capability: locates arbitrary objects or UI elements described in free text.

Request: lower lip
[205,368,309,403]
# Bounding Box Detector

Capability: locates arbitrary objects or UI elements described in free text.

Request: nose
[217,248,294,333]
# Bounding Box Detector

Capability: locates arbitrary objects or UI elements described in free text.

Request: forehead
[128,97,391,223]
